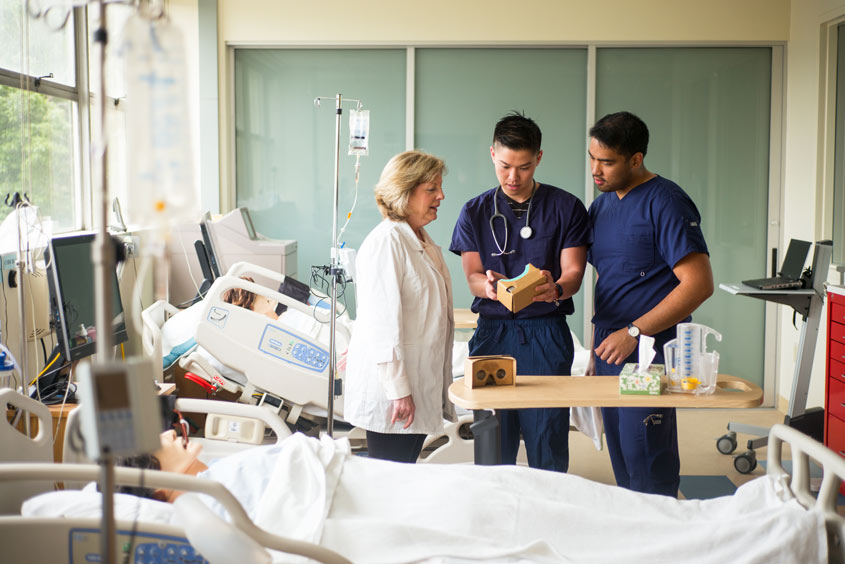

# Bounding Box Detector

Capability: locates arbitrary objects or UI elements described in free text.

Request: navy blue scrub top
[587,175,709,330]
[450,183,591,319]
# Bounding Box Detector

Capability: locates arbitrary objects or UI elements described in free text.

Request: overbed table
[448,374,763,464]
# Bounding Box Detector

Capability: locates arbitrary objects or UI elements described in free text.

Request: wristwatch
[554,283,564,306]
[627,323,641,339]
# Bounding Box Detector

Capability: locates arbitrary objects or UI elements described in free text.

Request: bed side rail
[140,299,180,360]
[174,398,291,440]
[768,423,845,562]
[0,463,351,564]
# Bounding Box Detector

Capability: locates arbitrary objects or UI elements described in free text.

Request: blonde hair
[374,150,446,221]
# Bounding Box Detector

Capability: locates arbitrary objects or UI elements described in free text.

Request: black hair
[492,111,542,154]
[589,111,649,159]
[106,453,163,500]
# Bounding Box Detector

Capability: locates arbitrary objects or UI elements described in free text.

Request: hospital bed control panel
[71,528,209,563]
[259,325,329,373]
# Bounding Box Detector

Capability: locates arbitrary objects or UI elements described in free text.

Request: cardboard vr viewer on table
[464,356,517,388]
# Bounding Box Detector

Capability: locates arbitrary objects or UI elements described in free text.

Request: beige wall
[781,0,845,410]
[218,0,789,44]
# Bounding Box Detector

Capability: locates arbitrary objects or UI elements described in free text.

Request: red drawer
[828,414,845,456]
[832,340,845,365]
[828,415,845,495]
[829,376,845,421]
[832,320,845,347]
[831,358,845,384]
[833,301,845,325]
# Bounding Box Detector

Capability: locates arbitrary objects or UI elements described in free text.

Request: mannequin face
[252,295,279,319]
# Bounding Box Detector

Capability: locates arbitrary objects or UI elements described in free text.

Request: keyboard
[741,276,804,290]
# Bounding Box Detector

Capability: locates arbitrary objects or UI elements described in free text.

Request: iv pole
[314,93,362,437]
[91,2,116,562]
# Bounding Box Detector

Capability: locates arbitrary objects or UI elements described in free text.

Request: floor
[566,407,789,498]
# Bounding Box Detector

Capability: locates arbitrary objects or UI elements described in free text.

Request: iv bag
[119,14,199,229]
[348,109,369,156]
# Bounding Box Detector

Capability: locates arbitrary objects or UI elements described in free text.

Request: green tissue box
[619,363,665,395]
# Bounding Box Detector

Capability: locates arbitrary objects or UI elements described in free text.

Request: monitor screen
[200,212,222,279]
[46,233,128,362]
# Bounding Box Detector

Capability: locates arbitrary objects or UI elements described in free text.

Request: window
[234,48,407,298]
[0,0,84,233]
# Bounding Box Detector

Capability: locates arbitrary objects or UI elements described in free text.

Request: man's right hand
[484,270,504,300]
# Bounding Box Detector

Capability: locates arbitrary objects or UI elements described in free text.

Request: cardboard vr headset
[497,263,546,314]
[464,355,517,388]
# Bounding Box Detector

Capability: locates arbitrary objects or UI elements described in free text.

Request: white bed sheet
[26,434,823,564]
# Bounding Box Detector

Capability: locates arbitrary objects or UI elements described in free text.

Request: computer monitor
[45,233,128,362]
[203,207,298,282]
[200,212,222,279]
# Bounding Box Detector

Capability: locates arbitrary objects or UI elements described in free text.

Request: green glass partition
[414,48,589,343]
[234,48,406,314]
[596,48,772,387]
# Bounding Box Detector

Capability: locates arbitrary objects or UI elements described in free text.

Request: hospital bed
[142,262,482,461]
[142,262,353,421]
[2,386,844,564]
[0,387,341,563]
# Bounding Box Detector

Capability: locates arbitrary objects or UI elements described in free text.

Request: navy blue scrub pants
[469,316,573,472]
[594,325,680,497]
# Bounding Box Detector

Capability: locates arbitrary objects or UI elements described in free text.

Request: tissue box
[497,264,546,314]
[619,363,665,395]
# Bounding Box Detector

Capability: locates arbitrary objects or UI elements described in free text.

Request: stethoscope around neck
[489,181,536,257]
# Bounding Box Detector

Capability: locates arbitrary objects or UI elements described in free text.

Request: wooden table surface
[454,308,479,329]
[449,374,763,410]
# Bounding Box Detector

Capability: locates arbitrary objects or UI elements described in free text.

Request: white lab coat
[344,219,457,435]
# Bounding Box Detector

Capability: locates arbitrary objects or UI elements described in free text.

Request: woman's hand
[390,395,416,429]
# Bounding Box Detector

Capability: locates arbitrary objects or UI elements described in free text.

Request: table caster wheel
[734,450,757,474]
[716,432,737,455]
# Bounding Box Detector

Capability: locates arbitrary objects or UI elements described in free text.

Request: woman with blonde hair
[344,150,456,463]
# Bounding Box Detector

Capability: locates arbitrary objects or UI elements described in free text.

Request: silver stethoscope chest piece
[490,181,538,256]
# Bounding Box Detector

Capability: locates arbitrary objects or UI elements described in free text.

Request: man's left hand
[595,328,638,365]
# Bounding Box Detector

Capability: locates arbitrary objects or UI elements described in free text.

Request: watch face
[628,325,639,337]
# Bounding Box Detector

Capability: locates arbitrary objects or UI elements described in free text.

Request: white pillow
[22,487,174,524]
[160,301,205,368]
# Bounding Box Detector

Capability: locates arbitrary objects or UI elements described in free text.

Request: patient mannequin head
[223,276,278,320]
[114,430,207,502]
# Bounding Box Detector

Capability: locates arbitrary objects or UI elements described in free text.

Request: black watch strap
[554,283,564,306]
